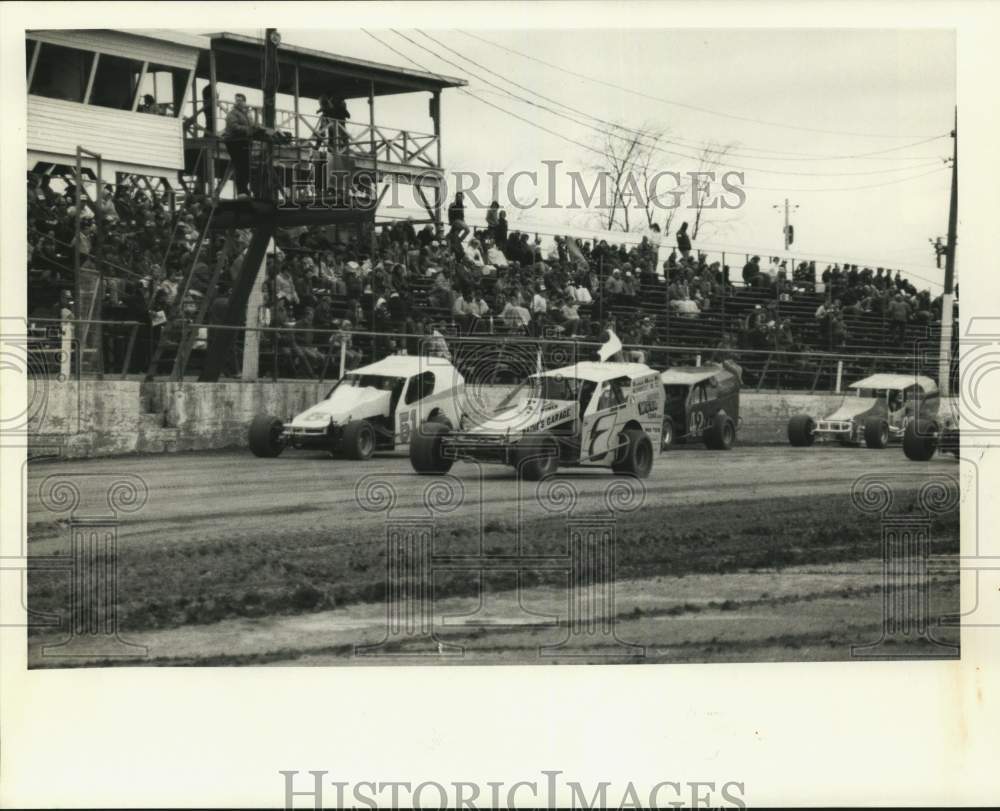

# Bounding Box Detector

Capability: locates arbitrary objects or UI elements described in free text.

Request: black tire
[704,413,736,450]
[903,418,939,461]
[864,418,889,450]
[248,414,285,458]
[661,416,675,450]
[410,421,453,474]
[340,420,376,460]
[612,429,654,478]
[787,415,815,447]
[515,432,560,481]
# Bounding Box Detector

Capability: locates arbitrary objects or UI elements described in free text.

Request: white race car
[248,355,465,459]
[409,361,664,479]
[788,373,938,449]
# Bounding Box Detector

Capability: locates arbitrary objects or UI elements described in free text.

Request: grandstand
[24,29,958,392]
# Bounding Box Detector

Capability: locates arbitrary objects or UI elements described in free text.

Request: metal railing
[185,99,440,169]
[27,316,946,394]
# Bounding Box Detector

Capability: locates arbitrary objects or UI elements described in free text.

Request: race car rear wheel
[787,415,815,447]
[903,418,939,461]
[248,415,285,458]
[613,429,654,478]
[704,414,736,450]
[341,420,376,461]
[515,432,560,481]
[864,418,890,450]
[661,417,674,450]
[410,421,454,474]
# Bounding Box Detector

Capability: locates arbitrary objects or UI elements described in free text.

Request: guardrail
[26,317,948,394]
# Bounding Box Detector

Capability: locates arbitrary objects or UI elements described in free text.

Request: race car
[660,362,741,450]
[247,355,465,459]
[787,373,938,449]
[409,361,664,480]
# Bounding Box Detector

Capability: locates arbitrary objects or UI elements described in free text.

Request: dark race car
[659,362,741,450]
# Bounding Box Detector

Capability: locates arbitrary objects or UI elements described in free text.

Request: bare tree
[688,140,738,241]
[587,123,666,232]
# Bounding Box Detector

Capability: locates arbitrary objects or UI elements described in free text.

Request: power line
[400,29,944,179]
[475,85,947,161]
[424,31,945,165]
[457,29,943,141]
[363,30,949,196]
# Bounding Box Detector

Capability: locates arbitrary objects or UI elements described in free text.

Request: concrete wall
[26,379,960,459]
[28,380,328,459]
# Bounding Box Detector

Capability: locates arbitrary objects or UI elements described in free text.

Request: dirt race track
[26,445,961,667]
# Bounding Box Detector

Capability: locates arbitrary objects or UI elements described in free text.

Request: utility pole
[772,198,799,250]
[261,28,280,203]
[938,108,957,397]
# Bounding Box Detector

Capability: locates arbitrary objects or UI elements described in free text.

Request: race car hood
[824,397,881,422]
[469,398,578,437]
[289,386,392,428]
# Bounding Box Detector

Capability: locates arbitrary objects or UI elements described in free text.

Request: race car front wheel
[515,432,560,481]
[341,420,376,461]
[864,419,890,450]
[248,415,285,458]
[410,421,454,474]
[613,429,654,478]
[661,417,674,450]
[787,415,815,447]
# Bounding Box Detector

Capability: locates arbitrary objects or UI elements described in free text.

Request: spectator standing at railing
[887,293,910,344]
[448,192,466,226]
[486,200,501,232]
[493,210,509,250]
[331,97,350,151]
[223,93,254,198]
[742,255,761,286]
[316,95,335,149]
[605,269,624,306]
[325,319,357,374]
[676,222,692,260]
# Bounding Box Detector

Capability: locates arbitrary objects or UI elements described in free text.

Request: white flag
[598,329,623,362]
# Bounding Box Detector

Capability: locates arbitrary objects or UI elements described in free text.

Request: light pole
[772,198,800,250]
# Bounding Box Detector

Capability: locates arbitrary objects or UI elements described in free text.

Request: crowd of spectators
[26,173,958,379]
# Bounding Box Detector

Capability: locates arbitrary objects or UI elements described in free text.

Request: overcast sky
[219,28,954,290]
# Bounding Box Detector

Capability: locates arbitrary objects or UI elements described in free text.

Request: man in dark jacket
[448,192,465,226]
[223,93,254,197]
[742,255,760,286]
